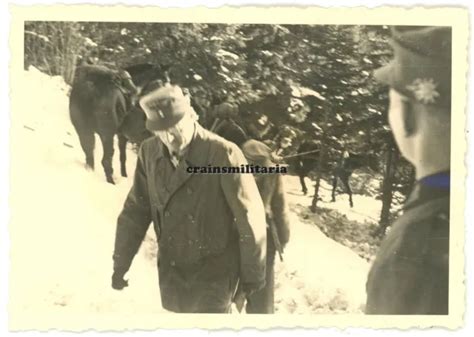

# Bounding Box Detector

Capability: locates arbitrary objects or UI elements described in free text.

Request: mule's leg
[331,175,338,202]
[99,133,115,184]
[118,134,128,178]
[342,175,354,208]
[299,174,308,195]
[310,177,321,213]
[77,130,95,170]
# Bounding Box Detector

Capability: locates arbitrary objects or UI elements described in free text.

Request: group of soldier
[112,26,451,315]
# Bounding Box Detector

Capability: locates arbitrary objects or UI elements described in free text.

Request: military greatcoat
[113,123,267,313]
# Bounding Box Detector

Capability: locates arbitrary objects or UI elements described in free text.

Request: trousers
[246,232,276,314]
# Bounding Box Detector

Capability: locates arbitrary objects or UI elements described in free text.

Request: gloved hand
[270,152,283,163]
[111,271,129,290]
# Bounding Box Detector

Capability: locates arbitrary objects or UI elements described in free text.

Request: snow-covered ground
[9,68,376,327]
[274,176,373,314]
[9,68,165,328]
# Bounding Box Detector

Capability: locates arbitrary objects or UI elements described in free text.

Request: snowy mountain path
[273,177,371,314]
[9,69,374,326]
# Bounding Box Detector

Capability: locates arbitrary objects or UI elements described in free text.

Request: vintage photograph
[7,5,468,330]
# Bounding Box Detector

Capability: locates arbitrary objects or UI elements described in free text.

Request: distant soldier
[366,26,451,314]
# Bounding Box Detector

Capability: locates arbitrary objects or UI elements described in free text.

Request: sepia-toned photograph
[7,5,468,331]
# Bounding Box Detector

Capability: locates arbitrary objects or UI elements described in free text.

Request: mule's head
[119,105,153,145]
[124,63,171,92]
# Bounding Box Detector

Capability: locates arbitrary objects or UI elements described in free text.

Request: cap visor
[373,61,395,86]
[145,112,186,132]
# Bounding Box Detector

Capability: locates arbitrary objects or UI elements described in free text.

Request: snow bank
[9,69,371,327]
[9,68,165,328]
[274,176,370,314]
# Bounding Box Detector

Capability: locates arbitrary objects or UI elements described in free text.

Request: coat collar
[404,171,450,211]
[148,123,213,208]
[184,123,212,167]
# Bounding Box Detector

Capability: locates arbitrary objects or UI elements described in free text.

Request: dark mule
[69,64,166,184]
[123,63,170,93]
[288,140,320,195]
[330,151,378,208]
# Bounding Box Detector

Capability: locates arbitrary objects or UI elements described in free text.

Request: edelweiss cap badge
[406,78,440,104]
[373,27,451,109]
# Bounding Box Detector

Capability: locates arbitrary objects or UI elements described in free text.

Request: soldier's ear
[400,98,418,137]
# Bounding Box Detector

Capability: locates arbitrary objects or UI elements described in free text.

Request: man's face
[155,114,194,154]
[280,137,292,149]
[156,128,184,153]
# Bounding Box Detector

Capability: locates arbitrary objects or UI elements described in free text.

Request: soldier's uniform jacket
[242,141,290,314]
[366,172,450,314]
[250,158,290,249]
[239,139,290,247]
[113,123,267,313]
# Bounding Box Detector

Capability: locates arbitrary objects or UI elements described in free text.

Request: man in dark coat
[111,84,267,313]
[366,26,451,314]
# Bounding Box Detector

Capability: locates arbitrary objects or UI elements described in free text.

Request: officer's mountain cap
[139,84,191,131]
[374,26,452,109]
